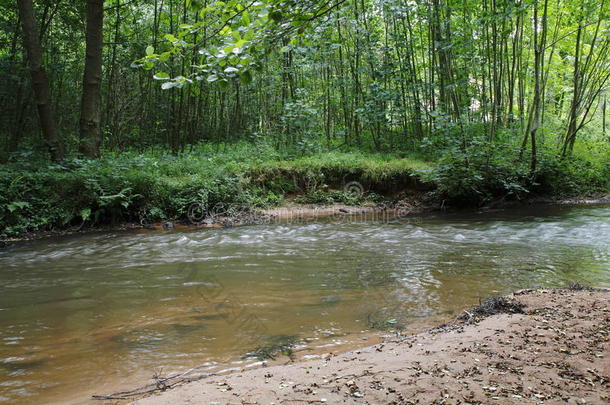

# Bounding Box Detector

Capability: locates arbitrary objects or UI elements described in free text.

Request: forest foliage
[0,0,609,237]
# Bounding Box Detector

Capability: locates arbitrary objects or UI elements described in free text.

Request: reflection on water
[0,204,609,404]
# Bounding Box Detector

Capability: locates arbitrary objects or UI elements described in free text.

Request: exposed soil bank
[2,194,609,246]
[0,197,431,245]
[131,289,609,405]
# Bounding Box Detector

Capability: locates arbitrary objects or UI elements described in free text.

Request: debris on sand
[458,295,525,322]
[566,281,597,291]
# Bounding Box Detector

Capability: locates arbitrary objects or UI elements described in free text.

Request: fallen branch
[92,368,217,400]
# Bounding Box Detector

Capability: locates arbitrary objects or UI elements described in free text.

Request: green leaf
[145,45,154,56]
[7,201,30,213]
[241,11,251,25]
[80,208,91,221]
[153,72,170,80]
[239,70,253,84]
[161,81,177,90]
[164,34,178,43]
[269,11,283,22]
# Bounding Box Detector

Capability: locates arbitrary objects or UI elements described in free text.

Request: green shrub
[0,139,606,239]
[424,138,609,206]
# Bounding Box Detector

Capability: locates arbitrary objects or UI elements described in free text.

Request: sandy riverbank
[125,288,609,404]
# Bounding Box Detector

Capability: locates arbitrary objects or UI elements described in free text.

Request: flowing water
[0,204,609,404]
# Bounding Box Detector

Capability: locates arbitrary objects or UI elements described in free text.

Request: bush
[0,145,430,238]
[0,145,284,238]
[423,137,609,206]
[424,141,531,206]
[1,138,606,238]
[535,153,609,196]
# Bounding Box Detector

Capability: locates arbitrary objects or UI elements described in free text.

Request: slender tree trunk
[79,0,104,158]
[104,0,121,149]
[16,0,63,161]
[560,1,608,156]
[521,0,548,173]
[562,21,582,157]
[602,97,610,142]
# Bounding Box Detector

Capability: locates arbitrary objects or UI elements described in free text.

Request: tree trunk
[521,0,548,173]
[79,0,104,158]
[602,97,610,142]
[16,0,63,161]
[562,22,582,157]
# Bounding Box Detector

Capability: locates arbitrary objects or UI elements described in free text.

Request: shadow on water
[110,329,167,350]
[169,323,206,335]
[243,334,300,361]
[110,321,209,350]
[0,360,45,373]
[190,313,228,321]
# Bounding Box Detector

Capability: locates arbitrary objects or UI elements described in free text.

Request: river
[0,204,609,404]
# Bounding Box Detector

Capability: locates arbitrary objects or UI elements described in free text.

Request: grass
[0,138,607,239]
[250,151,434,180]
[0,144,433,238]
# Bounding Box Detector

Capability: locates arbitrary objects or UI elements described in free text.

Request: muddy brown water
[0,204,609,404]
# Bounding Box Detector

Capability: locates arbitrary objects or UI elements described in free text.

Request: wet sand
[132,288,609,404]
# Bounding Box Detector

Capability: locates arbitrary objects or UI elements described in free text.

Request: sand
[126,288,609,405]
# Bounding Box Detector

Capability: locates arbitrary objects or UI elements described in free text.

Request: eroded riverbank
[2,194,609,245]
[133,288,610,405]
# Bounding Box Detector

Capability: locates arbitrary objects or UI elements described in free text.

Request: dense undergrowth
[0,140,608,239]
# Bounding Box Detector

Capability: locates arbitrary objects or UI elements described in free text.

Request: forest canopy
[1,0,608,157]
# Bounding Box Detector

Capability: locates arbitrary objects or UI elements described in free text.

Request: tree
[3,0,609,159]
[16,0,63,161]
[79,0,104,158]
[521,0,549,173]
[561,1,610,157]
